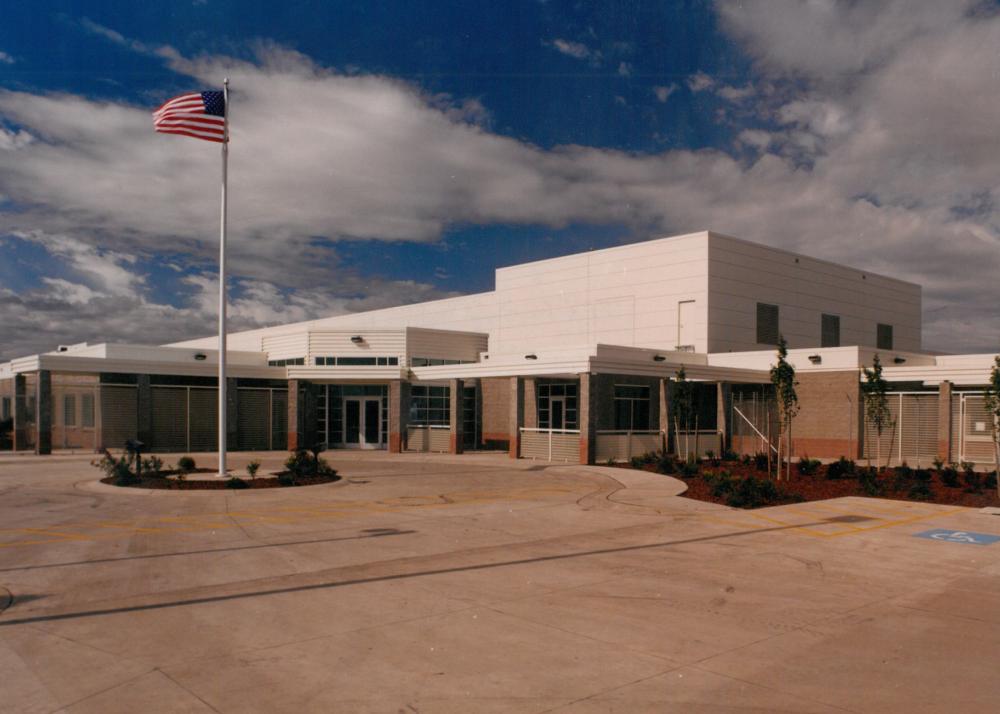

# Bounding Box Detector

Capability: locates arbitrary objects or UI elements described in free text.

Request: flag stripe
[152,90,226,144]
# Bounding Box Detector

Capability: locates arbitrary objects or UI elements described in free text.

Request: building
[2,230,997,465]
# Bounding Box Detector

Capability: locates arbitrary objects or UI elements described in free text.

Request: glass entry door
[550,397,566,430]
[343,397,381,448]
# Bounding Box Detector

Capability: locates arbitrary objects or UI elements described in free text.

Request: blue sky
[2,1,1000,358]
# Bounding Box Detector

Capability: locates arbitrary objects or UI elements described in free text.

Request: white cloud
[686,72,715,92]
[617,61,632,77]
[716,84,755,102]
[549,38,591,60]
[0,51,14,65]
[652,84,677,103]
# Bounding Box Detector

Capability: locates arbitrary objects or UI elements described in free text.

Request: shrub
[704,470,736,498]
[858,468,883,496]
[284,450,338,479]
[177,455,196,472]
[753,452,769,472]
[655,452,677,475]
[246,460,261,479]
[987,472,998,490]
[92,450,138,486]
[907,468,933,500]
[630,451,658,469]
[891,463,914,491]
[932,457,945,471]
[141,455,165,477]
[605,457,617,466]
[727,475,782,509]
[826,457,856,480]
[679,457,700,478]
[722,449,739,462]
[226,477,250,489]
[939,466,960,488]
[963,468,984,494]
[740,454,752,467]
[797,456,821,476]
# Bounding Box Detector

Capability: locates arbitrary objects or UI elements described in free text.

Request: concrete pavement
[1,450,998,713]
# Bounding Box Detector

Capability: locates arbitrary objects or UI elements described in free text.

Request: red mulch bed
[100,471,340,490]
[632,460,1000,509]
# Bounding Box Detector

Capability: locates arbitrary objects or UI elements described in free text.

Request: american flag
[152,91,226,143]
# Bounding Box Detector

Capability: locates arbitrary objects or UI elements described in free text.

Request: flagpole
[218,77,229,477]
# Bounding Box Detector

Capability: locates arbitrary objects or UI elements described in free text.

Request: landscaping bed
[94,450,339,490]
[627,452,1000,509]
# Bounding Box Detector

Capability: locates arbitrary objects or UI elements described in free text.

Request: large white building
[1,231,995,465]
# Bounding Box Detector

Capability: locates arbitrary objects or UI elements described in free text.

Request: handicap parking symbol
[914,529,1000,546]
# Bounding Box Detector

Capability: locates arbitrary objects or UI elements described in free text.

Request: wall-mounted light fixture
[808,354,822,364]
[525,353,538,360]
[350,335,364,344]
[893,357,906,364]
[653,355,667,362]
[194,353,207,361]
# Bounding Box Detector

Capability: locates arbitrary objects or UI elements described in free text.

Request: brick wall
[789,371,862,459]
[479,377,510,445]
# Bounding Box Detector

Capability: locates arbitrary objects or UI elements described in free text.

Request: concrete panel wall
[707,234,922,353]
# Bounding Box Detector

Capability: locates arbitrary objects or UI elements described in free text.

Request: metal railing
[520,427,580,462]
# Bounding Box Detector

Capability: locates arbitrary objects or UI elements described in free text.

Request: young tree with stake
[770,337,799,481]
[673,367,694,461]
[862,355,892,470]
[982,355,1000,498]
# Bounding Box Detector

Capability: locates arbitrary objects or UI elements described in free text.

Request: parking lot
[1,451,999,713]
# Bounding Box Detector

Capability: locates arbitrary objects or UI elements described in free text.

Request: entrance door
[344,397,381,448]
[677,300,696,351]
[550,397,566,430]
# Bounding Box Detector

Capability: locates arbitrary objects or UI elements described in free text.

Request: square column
[388,380,410,453]
[226,377,239,450]
[716,382,732,455]
[659,378,673,454]
[509,377,524,459]
[35,370,52,455]
[579,373,596,465]
[937,381,952,462]
[449,379,464,454]
[287,379,303,451]
[136,374,152,447]
[12,374,27,451]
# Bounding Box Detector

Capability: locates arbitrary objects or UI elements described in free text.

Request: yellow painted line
[823,507,966,538]
[17,528,92,541]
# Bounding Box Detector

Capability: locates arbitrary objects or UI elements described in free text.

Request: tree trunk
[787,420,792,481]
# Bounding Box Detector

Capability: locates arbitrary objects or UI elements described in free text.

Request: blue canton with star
[201,91,225,116]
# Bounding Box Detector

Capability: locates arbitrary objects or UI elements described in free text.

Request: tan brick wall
[789,371,862,459]
[480,377,510,443]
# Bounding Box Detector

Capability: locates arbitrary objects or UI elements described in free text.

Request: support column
[660,377,674,453]
[226,377,239,450]
[716,382,731,455]
[287,379,302,451]
[35,370,52,455]
[579,373,596,465]
[449,379,464,454]
[388,379,410,453]
[938,381,952,463]
[509,377,524,459]
[12,374,27,451]
[136,374,152,447]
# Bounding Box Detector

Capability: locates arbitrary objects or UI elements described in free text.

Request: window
[267,357,304,366]
[756,303,779,345]
[81,393,95,428]
[614,385,650,430]
[537,383,578,430]
[821,314,840,348]
[1,397,9,420]
[409,386,451,426]
[63,394,76,427]
[877,323,893,350]
[410,357,472,367]
[314,356,399,366]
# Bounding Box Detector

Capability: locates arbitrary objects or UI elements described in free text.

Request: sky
[2,0,1000,360]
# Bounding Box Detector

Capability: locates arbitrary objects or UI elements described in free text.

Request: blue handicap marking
[914,529,1000,546]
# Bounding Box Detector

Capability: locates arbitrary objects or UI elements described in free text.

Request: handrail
[408,424,451,429]
[595,430,663,435]
[732,405,778,454]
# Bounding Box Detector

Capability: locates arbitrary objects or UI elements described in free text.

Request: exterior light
[893,357,906,364]
[808,354,821,364]
[194,353,207,361]
[525,353,538,360]
[351,335,364,344]
[653,355,667,362]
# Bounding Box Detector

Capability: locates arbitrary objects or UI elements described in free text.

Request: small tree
[769,336,799,481]
[673,367,695,460]
[982,356,1000,498]
[862,355,892,470]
